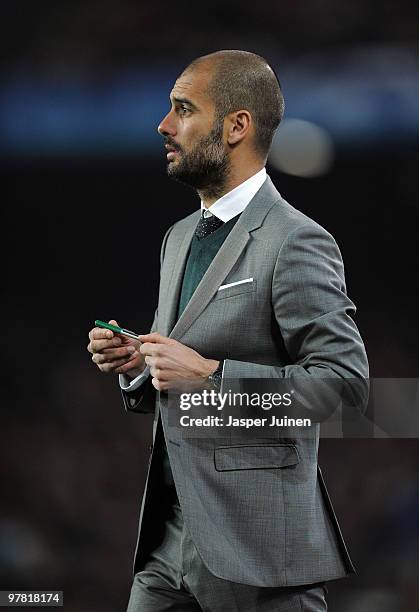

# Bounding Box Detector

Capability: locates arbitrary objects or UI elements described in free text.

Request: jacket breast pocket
[213,279,257,301]
[214,443,299,471]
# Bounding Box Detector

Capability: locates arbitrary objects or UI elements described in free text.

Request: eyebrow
[172,96,199,111]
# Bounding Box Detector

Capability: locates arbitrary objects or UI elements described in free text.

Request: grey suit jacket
[122,176,369,587]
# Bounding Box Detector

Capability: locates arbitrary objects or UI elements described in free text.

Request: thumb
[108,319,136,346]
[108,319,126,341]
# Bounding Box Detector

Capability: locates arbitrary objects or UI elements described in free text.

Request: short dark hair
[186,50,285,159]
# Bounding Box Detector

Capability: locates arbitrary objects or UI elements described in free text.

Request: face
[158,66,231,194]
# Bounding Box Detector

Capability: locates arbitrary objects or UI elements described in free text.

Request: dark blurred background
[2,1,419,610]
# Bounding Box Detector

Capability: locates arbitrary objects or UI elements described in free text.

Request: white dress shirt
[120,167,267,392]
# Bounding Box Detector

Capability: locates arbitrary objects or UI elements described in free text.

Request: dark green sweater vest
[161,213,241,488]
[177,214,241,319]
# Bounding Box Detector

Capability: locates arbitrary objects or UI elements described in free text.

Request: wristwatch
[207,360,224,390]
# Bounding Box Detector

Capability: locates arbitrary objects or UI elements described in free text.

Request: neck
[198,162,265,208]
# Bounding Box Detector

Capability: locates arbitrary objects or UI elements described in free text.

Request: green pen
[95,319,141,341]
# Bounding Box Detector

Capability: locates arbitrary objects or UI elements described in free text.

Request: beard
[165,117,231,200]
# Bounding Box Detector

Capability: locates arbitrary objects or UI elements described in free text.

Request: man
[88,50,368,611]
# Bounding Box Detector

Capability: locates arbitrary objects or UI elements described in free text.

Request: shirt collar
[200,167,267,222]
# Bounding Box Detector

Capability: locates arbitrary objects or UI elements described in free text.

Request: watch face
[209,366,223,390]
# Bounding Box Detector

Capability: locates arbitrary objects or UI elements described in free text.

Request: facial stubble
[166,116,231,201]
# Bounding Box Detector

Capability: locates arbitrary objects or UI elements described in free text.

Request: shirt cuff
[119,366,150,392]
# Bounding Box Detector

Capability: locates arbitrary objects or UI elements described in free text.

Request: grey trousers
[127,498,328,612]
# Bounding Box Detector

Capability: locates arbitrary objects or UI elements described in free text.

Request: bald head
[183,50,285,159]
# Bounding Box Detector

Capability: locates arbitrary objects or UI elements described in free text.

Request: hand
[139,332,219,392]
[87,319,145,378]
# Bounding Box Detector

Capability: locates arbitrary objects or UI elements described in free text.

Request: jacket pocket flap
[214,444,299,471]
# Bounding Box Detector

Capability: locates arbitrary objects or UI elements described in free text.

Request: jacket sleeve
[222,223,369,418]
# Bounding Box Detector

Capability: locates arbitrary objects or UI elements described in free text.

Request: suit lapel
[166,176,281,340]
[170,222,251,340]
[159,216,197,336]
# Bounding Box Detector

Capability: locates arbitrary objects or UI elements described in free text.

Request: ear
[226,110,252,146]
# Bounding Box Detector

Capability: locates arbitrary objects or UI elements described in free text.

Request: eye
[178,105,190,116]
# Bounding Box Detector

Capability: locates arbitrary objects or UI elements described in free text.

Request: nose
[158,110,176,137]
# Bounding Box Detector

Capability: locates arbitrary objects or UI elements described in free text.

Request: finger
[89,327,115,341]
[149,366,168,381]
[89,337,122,353]
[107,320,136,346]
[115,358,143,374]
[140,342,161,357]
[151,377,162,391]
[101,346,137,356]
[87,339,110,354]
[138,332,171,344]
[88,339,120,354]
[92,346,137,364]
[92,352,112,365]
[151,375,171,391]
[98,356,135,373]
[89,327,110,342]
